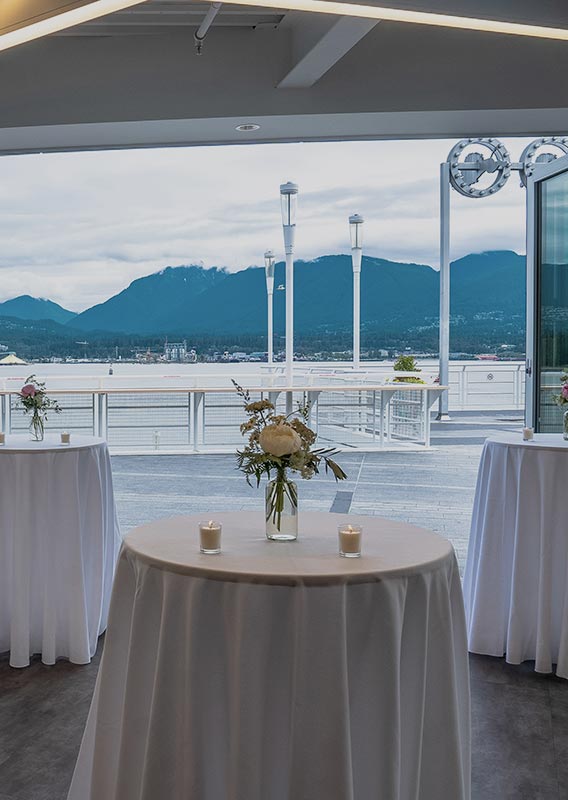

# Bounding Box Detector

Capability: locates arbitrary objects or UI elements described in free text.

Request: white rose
[259,423,302,457]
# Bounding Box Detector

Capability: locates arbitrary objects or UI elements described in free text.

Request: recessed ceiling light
[235,124,261,132]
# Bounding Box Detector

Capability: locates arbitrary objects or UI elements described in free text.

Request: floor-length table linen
[68,511,470,800]
[0,435,121,668]
[464,433,568,678]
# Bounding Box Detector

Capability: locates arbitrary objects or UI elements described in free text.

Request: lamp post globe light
[264,250,275,365]
[280,181,298,413]
[349,213,364,370]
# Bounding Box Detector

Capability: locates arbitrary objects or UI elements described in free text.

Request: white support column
[438,161,451,420]
[280,182,298,416]
[353,269,361,369]
[285,249,294,414]
[349,213,364,371]
[267,291,274,365]
[264,250,275,367]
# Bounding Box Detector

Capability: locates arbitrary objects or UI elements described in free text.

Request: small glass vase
[564,409,568,441]
[29,412,45,441]
[265,475,298,541]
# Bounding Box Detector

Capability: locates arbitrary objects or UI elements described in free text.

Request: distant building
[164,340,187,362]
[163,340,196,362]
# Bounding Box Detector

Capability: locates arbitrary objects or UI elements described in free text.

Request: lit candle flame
[208,520,214,528]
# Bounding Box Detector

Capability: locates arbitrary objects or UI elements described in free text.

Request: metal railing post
[307,391,320,432]
[372,391,376,442]
[193,392,204,452]
[95,393,108,440]
[424,390,432,446]
[458,366,466,409]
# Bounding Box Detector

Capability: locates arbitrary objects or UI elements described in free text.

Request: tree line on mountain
[0,250,526,359]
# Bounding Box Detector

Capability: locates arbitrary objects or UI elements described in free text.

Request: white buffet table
[69,511,470,800]
[464,433,568,678]
[0,435,121,668]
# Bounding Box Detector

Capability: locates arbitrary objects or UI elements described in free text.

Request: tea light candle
[522,427,534,441]
[199,520,222,554]
[338,524,362,558]
[60,431,71,445]
[0,432,5,446]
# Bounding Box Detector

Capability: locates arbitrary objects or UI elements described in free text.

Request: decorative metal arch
[448,138,511,198]
[437,135,568,420]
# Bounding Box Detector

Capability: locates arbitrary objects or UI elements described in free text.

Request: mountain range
[0,295,76,325]
[0,250,526,339]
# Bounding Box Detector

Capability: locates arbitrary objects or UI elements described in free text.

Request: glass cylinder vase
[265,476,298,541]
[564,409,568,441]
[29,411,44,441]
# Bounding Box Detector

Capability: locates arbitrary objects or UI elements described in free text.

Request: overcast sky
[0,137,531,312]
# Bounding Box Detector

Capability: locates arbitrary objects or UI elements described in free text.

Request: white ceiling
[1,0,568,153]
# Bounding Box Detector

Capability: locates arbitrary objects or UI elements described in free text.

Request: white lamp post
[349,213,364,370]
[264,250,275,365]
[280,181,298,412]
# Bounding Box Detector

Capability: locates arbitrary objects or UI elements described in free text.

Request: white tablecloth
[68,511,470,800]
[0,435,121,668]
[464,433,568,678]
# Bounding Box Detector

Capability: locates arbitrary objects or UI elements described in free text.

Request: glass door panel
[536,169,568,431]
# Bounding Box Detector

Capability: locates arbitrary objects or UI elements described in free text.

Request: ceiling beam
[278,16,378,88]
[0,0,149,52]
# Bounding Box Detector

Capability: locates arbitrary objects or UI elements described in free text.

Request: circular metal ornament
[447,138,511,198]
[519,136,568,187]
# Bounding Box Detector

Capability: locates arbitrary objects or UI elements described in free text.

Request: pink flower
[562,384,568,399]
[20,384,36,398]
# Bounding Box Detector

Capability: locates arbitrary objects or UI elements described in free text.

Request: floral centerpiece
[233,381,347,540]
[18,375,61,441]
[553,370,568,440]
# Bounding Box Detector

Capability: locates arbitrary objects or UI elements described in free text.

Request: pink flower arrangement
[20,384,37,398]
[18,375,61,440]
[554,371,568,407]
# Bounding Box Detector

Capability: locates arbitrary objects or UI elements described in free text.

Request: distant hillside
[72,265,227,333]
[0,252,527,358]
[68,250,526,337]
[0,295,76,324]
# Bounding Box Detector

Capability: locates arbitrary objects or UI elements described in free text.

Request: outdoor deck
[1,411,567,800]
[113,410,523,571]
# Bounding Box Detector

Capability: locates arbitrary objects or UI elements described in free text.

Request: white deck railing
[0,383,446,454]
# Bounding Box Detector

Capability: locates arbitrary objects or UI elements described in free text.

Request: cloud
[0,138,531,310]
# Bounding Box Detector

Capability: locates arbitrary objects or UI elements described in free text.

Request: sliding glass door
[527,156,568,430]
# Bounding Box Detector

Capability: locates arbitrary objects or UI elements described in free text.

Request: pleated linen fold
[0,441,121,668]
[464,438,568,677]
[69,549,470,800]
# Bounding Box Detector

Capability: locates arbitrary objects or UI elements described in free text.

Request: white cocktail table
[0,435,121,667]
[464,433,568,677]
[69,511,470,800]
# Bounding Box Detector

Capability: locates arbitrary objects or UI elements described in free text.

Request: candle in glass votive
[522,427,534,441]
[199,520,222,554]
[0,432,5,446]
[338,524,362,558]
[60,432,71,445]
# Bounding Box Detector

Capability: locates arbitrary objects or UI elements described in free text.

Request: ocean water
[0,360,434,392]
